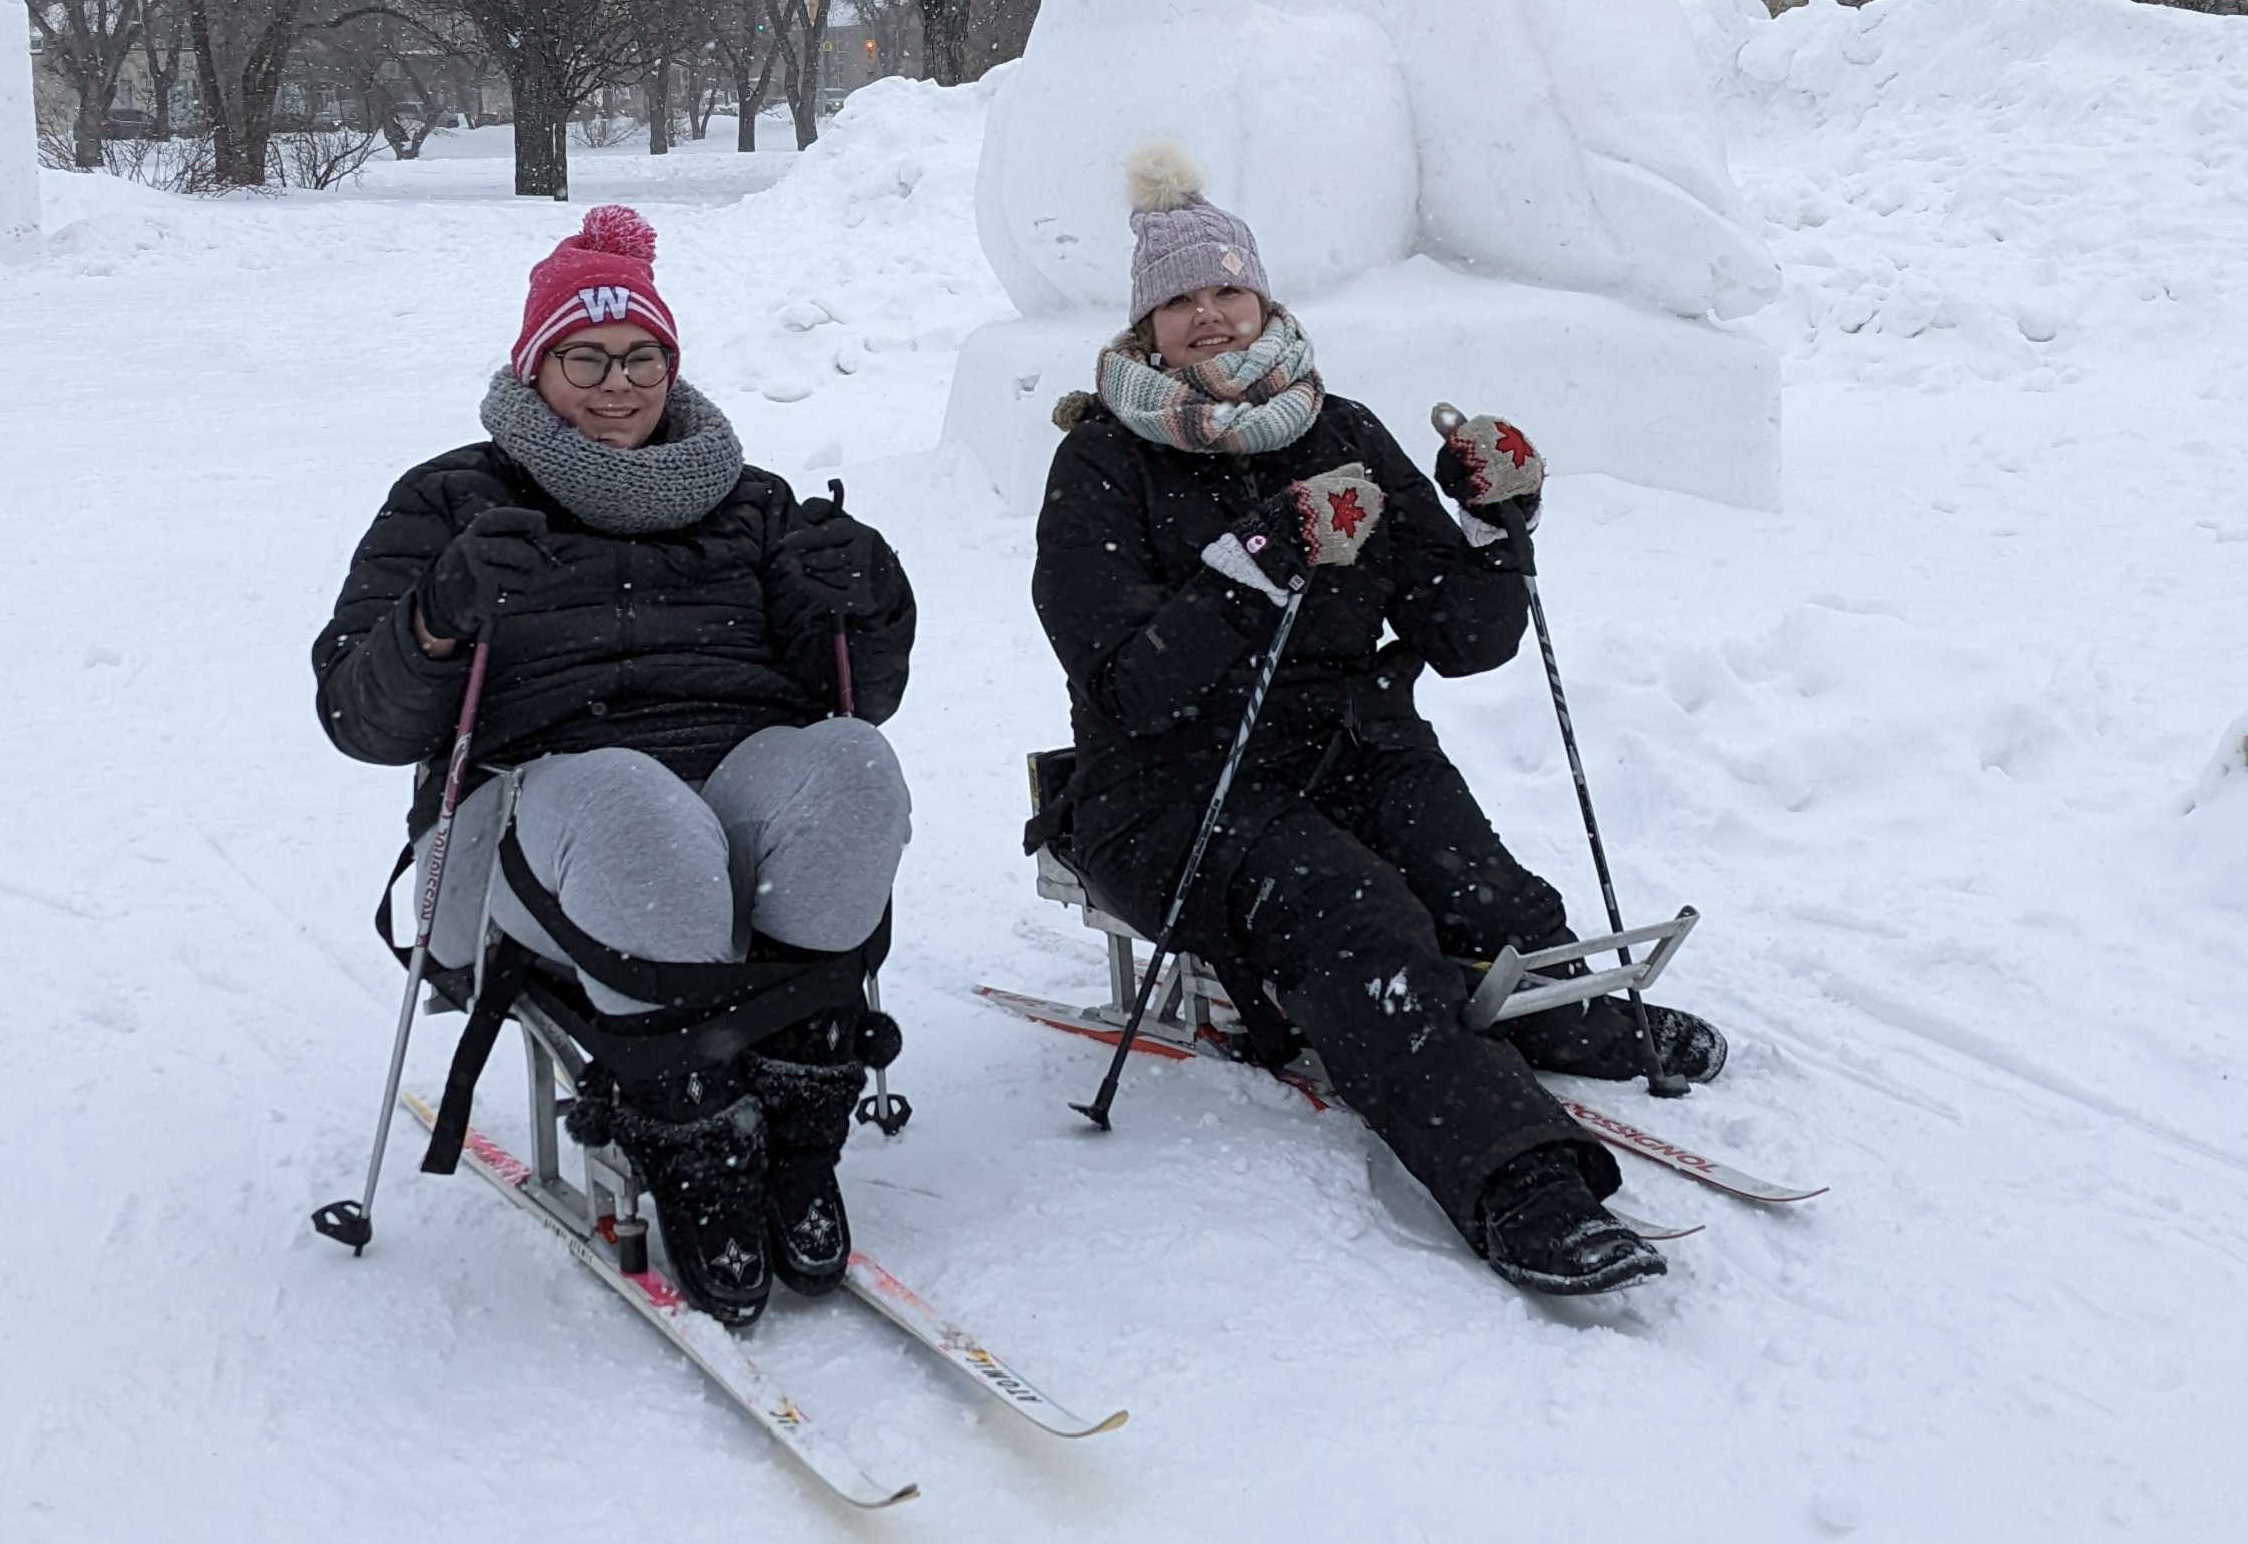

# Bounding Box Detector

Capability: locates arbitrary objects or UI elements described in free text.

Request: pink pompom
[576,204,657,262]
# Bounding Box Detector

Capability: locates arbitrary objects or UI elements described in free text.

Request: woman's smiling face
[1149,285,1266,367]
[535,322,673,448]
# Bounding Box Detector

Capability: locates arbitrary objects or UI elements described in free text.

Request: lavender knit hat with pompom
[1125,141,1272,325]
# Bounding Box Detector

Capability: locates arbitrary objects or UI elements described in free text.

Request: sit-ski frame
[1032,842,1700,1051]
[442,768,904,1272]
[436,766,659,1269]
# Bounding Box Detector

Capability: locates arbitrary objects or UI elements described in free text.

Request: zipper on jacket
[616,545,636,695]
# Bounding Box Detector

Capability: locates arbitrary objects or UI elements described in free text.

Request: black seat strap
[372,843,416,967]
[496,821,886,1042]
[419,939,535,1175]
[499,823,830,1014]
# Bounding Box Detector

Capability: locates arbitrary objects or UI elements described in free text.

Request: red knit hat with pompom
[510,205,681,384]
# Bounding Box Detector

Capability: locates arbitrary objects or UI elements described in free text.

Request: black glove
[1203,494,1312,598]
[416,508,563,642]
[778,480,887,619]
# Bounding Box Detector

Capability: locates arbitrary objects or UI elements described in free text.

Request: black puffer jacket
[1031,394,1528,933]
[314,441,914,836]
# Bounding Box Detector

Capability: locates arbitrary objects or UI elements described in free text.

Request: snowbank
[1,37,42,259]
[678,74,1011,470]
[1686,0,2248,386]
[2190,712,2248,811]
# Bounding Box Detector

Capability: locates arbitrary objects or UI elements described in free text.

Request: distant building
[825,2,925,93]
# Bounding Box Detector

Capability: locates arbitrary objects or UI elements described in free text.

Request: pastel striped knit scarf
[1096,307,1325,456]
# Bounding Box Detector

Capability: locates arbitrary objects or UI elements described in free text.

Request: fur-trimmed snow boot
[744,1009,902,1296]
[566,1063,772,1326]
[1477,1143,1667,1297]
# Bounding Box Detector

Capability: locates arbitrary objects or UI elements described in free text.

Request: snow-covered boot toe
[1477,1144,1667,1297]
[581,1069,773,1327]
[746,1017,870,1298]
[1644,1003,1726,1084]
[1489,935,1727,1085]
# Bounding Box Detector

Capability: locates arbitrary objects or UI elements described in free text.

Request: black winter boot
[1477,1143,1667,1296]
[566,1065,773,1326]
[745,1011,897,1297]
[1486,932,1727,1084]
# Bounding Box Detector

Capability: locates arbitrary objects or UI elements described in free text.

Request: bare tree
[139,1,192,138]
[915,0,966,86]
[632,0,725,154]
[187,0,307,187]
[303,2,483,160]
[709,0,779,151]
[762,0,829,148]
[25,2,146,169]
[974,0,1035,73]
[449,0,638,197]
[683,44,721,139]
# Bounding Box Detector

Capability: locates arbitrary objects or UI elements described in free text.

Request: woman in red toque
[312,205,915,1326]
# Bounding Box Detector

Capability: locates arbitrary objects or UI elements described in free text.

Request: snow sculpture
[0,29,39,261]
[946,0,1783,510]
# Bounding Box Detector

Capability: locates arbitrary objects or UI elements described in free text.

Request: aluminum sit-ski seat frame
[415,767,893,1264]
[1025,749,1700,1055]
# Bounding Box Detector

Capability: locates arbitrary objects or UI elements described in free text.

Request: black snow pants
[1189,738,1620,1235]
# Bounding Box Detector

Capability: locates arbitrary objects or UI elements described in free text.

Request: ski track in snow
[7,11,2248,1541]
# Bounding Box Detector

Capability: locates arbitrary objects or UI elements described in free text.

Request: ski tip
[1036,1408,1131,1440]
[863,1482,921,1509]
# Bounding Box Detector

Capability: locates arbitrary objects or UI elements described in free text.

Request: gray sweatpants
[421,719,912,1016]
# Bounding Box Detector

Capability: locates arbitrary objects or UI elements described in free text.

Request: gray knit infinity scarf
[1094,306,1325,456]
[479,370,745,534]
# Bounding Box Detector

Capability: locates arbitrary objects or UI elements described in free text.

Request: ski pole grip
[1497,499,1538,578]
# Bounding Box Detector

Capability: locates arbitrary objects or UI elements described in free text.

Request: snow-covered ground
[6,4,2246,1539]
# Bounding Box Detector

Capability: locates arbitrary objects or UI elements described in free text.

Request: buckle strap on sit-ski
[419,939,534,1175]
[495,822,869,1029]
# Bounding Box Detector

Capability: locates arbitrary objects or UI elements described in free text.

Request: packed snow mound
[2190,713,2248,811]
[1683,0,2248,386]
[980,0,1778,321]
[681,73,1010,465]
[0,26,36,259]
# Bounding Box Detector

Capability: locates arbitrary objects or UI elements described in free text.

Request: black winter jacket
[1031,394,1529,935]
[314,441,914,837]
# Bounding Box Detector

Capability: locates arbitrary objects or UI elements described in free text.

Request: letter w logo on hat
[578,285,633,324]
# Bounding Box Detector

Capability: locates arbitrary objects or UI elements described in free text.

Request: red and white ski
[401,1092,920,1509]
[976,985,1729,1237]
[1548,1095,1827,1205]
[845,1254,1129,1438]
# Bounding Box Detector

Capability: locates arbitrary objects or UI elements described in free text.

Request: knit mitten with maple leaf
[1287,462,1385,567]
[1431,406,1544,558]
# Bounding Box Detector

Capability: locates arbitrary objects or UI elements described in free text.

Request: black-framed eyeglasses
[549,342,675,389]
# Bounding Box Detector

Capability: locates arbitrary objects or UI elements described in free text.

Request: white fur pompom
[1125,140,1205,214]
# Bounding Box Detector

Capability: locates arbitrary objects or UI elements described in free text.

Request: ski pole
[313,631,497,1254]
[831,613,856,718]
[1466,461,1688,1101]
[1073,591,1304,1131]
[831,607,909,1136]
